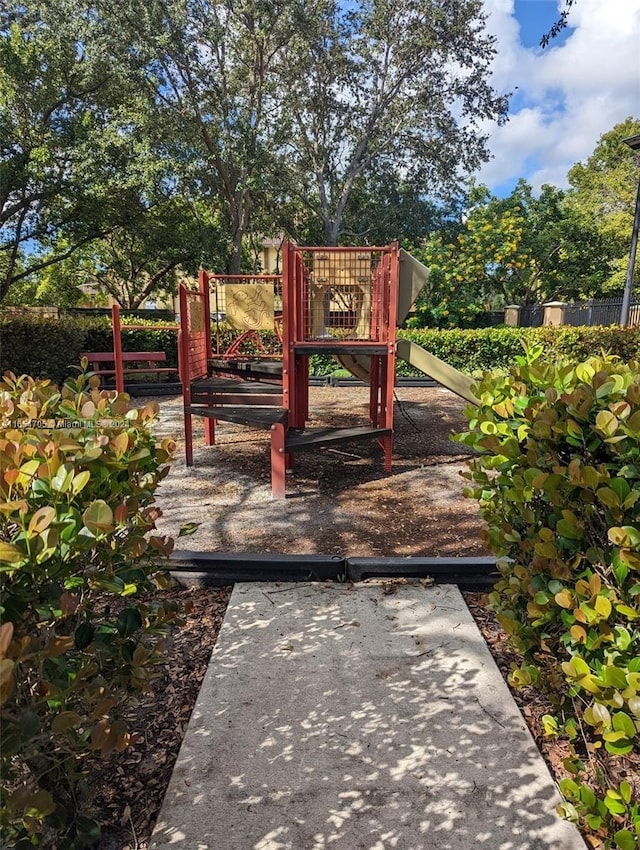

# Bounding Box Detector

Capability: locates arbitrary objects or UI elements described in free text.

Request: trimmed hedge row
[396,326,640,375]
[0,315,179,386]
[2,314,640,385]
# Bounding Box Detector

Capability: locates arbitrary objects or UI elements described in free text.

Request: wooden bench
[81,351,178,384]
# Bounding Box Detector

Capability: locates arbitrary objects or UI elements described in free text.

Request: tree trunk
[227,235,243,274]
[323,218,340,246]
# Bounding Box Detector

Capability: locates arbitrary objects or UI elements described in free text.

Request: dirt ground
[150,385,487,558]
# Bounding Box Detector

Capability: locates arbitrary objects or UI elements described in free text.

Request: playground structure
[178,241,477,498]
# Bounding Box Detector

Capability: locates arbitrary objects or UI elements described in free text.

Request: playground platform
[150,582,585,850]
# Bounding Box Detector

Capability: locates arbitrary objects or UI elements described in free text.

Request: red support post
[383,244,399,471]
[369,355,380,426]
[199,269,213,360]
[281,242,292,422]
[111,303,125,394]
[178,285,194,466]
[270,422,287,499]
[204,415,216,446]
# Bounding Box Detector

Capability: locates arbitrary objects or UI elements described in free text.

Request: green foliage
[0,315,181,384]
[277,0,508,245]
[456,347,640,846]
[4,315,640,388]
[0,369,178,847]
[0,315,109,386]
[395,326,640,377]
[417,179,614,310]
[566,117,640,295]
[406,301,499,330]
[557,777,640,849]
[0,1,148,301]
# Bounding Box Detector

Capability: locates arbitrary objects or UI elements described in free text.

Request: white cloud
[476,0,640,194]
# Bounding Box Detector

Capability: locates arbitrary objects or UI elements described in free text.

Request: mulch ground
[90,584,232,850]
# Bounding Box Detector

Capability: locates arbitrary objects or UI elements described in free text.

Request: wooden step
[286,426,392,452]
[208,359,283,379]
[191,377,282,407]
[293,343,388,356]
[193,377,282,394]
[186,405,287,429]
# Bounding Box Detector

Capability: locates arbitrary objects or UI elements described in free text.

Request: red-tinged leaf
[44,635,74,657]
[28,505,56,535]
[60,592,79,616]
[111,432,130,457]
[82,500,114,534]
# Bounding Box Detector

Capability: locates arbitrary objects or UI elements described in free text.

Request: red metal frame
[178,285,193,464]
[199,270,213,360]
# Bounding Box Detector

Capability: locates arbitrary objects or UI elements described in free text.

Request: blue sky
[476,0,640,197]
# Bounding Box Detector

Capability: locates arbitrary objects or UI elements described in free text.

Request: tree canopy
[564,116,640,293]
[1,0,508,301]
[1,2,638,312]
[413,177,619,318]
[276,0,508,245]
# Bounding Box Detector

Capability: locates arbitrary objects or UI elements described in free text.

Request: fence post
[504,305,521,326]
[543,301,566,326]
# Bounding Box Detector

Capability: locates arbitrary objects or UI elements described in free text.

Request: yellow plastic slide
[335,249,478,404]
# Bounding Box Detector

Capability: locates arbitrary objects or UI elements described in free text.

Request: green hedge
[2,315,640,384]
[396,326,640,375]
[0,315,180,385]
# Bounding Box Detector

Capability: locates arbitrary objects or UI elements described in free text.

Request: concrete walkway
[150,582,585,850]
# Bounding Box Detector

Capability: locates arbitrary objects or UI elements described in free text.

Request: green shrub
[0,315,182,384]
[456,346,640,847]
[0,369,179,848]
[405,300,497,329]
[0,316,109,386]
[397,326,640,376]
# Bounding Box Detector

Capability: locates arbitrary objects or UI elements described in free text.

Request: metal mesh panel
[301,250,385,341]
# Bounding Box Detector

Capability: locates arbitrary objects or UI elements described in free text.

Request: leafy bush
[0,316,110,386]
[0,314,182,384]
[456,346,640,848]
[406,300,498,329]
[396,326,640,376]
[0,369,179,848]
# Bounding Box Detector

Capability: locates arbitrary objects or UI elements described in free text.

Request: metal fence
[518,305,545,327]
[560,298,640,327]
[514,298,640,328]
